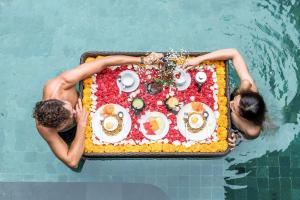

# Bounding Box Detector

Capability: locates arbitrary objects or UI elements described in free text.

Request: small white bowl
[195,72,207,83]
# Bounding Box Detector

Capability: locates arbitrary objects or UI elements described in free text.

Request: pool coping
[79,51,231,158]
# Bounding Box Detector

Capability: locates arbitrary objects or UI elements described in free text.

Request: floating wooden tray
[79,51,231,158]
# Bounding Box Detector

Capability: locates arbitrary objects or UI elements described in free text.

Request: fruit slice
[143,122,155,135]
[191,102,204,112]
[149,117,159,131]
[103,105,115,115]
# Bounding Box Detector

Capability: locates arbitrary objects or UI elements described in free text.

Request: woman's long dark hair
[238,91,266,126]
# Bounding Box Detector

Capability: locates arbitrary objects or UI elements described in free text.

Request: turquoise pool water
[0,0,299,199]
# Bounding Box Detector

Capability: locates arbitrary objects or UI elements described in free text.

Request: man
[33,53,163,168]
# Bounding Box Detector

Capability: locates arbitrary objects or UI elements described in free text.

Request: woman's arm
[184,48,257,92]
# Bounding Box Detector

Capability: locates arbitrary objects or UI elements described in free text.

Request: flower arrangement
[82,56,228,154]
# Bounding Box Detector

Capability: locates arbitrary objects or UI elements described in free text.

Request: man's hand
[75,99,89,129]
[144,52,164,65]
[228,132,237,150]
[182,57,203,71]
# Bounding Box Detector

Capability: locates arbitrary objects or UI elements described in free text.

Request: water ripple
[225,0,300,193]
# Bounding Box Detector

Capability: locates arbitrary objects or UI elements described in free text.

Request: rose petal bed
[80,52,230,158]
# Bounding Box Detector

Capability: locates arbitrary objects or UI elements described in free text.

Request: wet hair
[33,99,71,129]
[238,91,266,126]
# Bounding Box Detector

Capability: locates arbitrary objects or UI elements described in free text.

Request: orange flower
[216,68,225,75]
[82,59,229,154]
[219,105,227,115]
[217,79,226,87]
[85,57,95,63]
[96,55,104,60]
[218,97,227,105]
[94,145,105,153]
[217,115,228,129]
[140,144,151,152]
[218,88,225,96]
[190,144,201,152]
[126,145,141,152]
[175,56,186,65]
[83,78,93,85]
[217,127,228,140]
[150,143,163,152]
[176,145,191,152]
[162,144,173,152]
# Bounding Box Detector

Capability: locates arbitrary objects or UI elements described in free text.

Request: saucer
[139,111,169,141]
[92,104,132,143]
[176,102,216,141]
[117,70,140,93]
[175,68,191,91]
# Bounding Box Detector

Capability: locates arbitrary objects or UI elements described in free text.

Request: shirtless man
[33,53,163,168]
[183,48,267,147]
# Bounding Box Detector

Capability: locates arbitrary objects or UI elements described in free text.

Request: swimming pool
[0,0,299,199]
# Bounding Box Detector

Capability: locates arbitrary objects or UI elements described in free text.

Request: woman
[183,48,266,148]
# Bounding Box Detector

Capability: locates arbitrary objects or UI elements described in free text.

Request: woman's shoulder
[231,112,261,138]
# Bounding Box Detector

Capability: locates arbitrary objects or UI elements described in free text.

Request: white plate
[117,70,140,93]
[175,68,191,91]
[92,104,132,143]
[177,102,216,141]
[139,112,169,141]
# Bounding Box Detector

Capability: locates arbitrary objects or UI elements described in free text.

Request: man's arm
[40,125,85,168]
[58,55,141,89]
[37,99,88,168]
[57,53,163,89]
[184,48,257,92]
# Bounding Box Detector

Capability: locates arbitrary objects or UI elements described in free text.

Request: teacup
[175,71,186,86]
[195,72,207,84]
[121,74,134,87]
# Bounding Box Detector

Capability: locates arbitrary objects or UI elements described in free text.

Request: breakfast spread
[82,54,229,154]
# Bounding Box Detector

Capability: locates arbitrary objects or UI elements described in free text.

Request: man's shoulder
[43,77,65,95]
[36,122,58,142]
[44,77,61,88]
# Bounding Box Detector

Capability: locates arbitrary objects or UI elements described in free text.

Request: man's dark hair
[33,99,71,128]
[238,91,266,126]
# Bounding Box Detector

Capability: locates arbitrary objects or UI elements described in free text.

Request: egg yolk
[105,122,114,129]
[191,116,199,124]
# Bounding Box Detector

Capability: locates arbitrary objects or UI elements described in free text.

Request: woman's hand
[75,98,89,128]
[144,52,164,65]
[182,57,203,71]
[228,132,237,150]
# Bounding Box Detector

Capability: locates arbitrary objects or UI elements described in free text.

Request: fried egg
[188,113,204,129]
[103,116,118,131]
